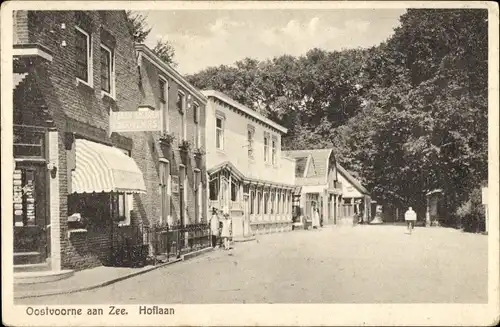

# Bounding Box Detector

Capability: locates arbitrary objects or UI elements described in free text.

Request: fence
[111,223,211,267]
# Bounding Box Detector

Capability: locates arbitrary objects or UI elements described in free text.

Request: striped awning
[72,139,146,194]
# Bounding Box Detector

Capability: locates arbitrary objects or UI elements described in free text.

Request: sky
[140,9,406,75]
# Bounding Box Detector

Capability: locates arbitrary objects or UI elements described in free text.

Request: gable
[338,173,364,198]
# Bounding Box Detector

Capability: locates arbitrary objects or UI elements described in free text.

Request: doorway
[13,162,50,265]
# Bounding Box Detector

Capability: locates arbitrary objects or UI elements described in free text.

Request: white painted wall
[338,173,363,198]
[205,99,295,186]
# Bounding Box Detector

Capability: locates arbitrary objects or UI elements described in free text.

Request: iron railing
[111,223,211,267]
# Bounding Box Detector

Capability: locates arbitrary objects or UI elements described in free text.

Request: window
[264,192,269,214]
[257,191,262,214]
[159,160,171,226]
[100,44,114,95]
[250,190,255,214]
[247,128,254,159]
[216,116,224,150]
[159,77,168,132]
[270,190,275,214]
[231,180,238,202]
[272,138,277,166]
[194,170,201,223]
[13,128,45,158]
[209,176,219,201]
[277,192,281,214]
[179,165,187,224]
[193,102,200,148]
[75,26,92,84]
[264,134,269,162]
[177,91,185,112]
[287,193,291,214]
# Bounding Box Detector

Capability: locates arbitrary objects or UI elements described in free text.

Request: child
[221,214,232,250]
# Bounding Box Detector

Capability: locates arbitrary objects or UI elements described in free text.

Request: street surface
[18,225,487,304]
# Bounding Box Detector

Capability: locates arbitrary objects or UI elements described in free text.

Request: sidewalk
[14,247,212,299]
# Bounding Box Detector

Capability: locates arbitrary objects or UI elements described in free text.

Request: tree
[153,39,177,67]
[335,9,488,221]
[125,11,178,67]
[125,11,151,43]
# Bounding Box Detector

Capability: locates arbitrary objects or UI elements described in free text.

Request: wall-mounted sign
[13,169,24,226]
[171,176,179,194]
[110,110,162,133]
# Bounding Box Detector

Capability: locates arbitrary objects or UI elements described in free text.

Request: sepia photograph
[1,1,498,326]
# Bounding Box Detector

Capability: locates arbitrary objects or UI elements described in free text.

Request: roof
[284,149,334,186]
[207,161,295,188]
[336,164,369,195]
[135,44,207,104]
[201,90,288,134]
[294,156,309,177]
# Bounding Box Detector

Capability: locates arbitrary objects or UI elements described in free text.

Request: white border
[2,2,499,327]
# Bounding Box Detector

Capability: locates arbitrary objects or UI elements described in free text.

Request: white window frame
[247,127,254,159]
[194,102,200,148]
[264,133,270,163]
[179,165,188,224]
[100,43,115,98]
[216,115,225,151]
[178,91,186,140]
[75,26,93,87]
[194,169,202,223]
[159,159,171,226]
[159,76,169,132]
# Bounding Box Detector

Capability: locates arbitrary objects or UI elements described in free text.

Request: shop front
[13,125,52,267]
[65,137,147,269]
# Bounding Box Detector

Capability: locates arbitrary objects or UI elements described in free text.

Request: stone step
[14,269,74,285]
[14,262,51,273]
[13,251,44,265]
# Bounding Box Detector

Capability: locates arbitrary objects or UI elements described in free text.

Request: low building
[336,164,371,223]
[284,149,342,226]
[202,90,296,237]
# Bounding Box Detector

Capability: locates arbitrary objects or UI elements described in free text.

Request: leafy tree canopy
[186,9,488,221]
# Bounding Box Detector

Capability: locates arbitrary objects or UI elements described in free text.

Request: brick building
[12,10,207,282]
[130,44,208,229]
[202,90,296,237]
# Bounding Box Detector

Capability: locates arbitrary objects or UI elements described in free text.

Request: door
[13,163,49,264]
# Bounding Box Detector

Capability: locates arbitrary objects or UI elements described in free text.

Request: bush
[455,187,485,233]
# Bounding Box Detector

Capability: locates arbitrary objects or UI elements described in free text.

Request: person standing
[221,213,232,250]
[404,206,417,234]
[209,207,220,248]
[312,203,320,230]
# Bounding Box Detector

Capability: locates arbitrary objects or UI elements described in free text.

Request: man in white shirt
[404,207,417,234]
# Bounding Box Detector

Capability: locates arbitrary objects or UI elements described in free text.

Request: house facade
[13,10,146,276]
[11,11,208,282]
[202,90,296,237]
[284,149,342,226]
[130,44,208,229]
[336,164,371,223]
